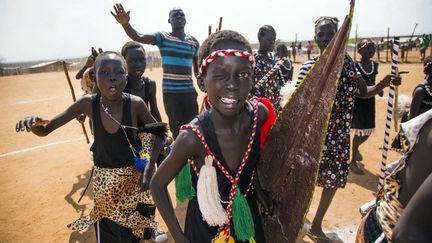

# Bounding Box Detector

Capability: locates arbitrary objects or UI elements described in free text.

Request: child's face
[95,54,127,101]
[315,21,337,52]
[259,30,276,53]
[359,44,375,59]
[203,46,253,116]
[125,47,146,78]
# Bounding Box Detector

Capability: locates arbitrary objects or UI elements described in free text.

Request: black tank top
[124,76,151,106]
[90,93,139,168]
[124,77,151,129]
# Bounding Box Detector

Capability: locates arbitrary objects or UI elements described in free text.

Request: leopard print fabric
[375,154,405,242]
[139,132,155,155]
[67,166,156,238]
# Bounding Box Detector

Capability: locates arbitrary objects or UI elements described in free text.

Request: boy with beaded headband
[16,51,166,242]
[150,30,275,243]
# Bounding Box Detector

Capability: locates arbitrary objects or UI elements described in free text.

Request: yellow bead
[140,153,151,159]
[212,232,234,243]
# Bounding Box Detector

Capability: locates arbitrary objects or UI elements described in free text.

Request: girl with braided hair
[350,39,383,175]
[282,16,402,242]
[150,30,276,243]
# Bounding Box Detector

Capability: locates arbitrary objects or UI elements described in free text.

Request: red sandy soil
[0,51,426,242]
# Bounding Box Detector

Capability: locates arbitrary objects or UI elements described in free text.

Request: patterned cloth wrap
[67,165,157,238]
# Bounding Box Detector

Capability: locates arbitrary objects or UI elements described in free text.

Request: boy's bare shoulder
[129,93,146,105]
[76,94,93,106]
[145,78,157,89]
[144,76,156,84]
[175,118,203,150]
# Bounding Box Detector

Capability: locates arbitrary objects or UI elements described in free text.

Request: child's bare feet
[349,162,365,175]
[306,226,332,243]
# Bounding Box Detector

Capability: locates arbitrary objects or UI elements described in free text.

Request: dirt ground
[0,51,426,243]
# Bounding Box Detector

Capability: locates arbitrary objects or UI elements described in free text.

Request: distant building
[25,61,67,74]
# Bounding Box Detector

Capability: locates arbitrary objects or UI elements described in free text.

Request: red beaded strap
[181,99,259,238]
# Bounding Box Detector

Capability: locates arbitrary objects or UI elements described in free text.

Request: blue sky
[1,0,431,62]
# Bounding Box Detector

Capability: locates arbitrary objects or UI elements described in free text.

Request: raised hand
[15,116,49,132]
[84,47,103,68]
[111,3,130,25]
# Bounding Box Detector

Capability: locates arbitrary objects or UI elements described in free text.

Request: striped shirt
[295,56,319,87]
[154,32,199,93]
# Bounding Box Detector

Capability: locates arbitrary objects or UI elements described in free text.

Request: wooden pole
[405,23,418,63]
[354,24,358,61]
[218,17,223,32]
[62,61,90,144]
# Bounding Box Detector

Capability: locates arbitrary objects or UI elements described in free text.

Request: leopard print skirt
[67,165,156,238]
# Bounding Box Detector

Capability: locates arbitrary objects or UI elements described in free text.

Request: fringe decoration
[175,163,196,202]
[232,188,255,241]
[197,155,227,227]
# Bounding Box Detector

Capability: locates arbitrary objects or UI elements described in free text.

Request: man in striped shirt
[112,3,199,139]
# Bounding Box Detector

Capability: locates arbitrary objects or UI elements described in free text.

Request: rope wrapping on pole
[378,37,399,190]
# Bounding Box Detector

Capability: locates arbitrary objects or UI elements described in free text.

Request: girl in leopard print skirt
[16,51,165,243]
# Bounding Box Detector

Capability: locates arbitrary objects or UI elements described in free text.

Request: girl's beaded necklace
[357,60,374,76]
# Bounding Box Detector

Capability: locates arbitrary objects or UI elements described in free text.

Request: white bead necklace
[358,61,374,76]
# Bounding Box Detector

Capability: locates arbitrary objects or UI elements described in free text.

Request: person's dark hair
[168,7,183,17]
[357,39,375,52]
[258,25,276,40]
[198,30,252,66]
[314,16,339,32]
[94,51,127,71]
[121,41,145,58]
[275,43,288,57]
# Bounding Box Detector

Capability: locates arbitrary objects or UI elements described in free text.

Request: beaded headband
[358,40,375,52]
[314,16,339,26]
[424,60,432,74]
[198,49,255,78]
